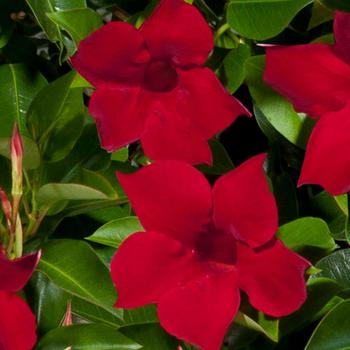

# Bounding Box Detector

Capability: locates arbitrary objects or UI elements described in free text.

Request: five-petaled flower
[264,11,350,195]
[111,155,310,350]
[72,0,249,165]
[0,251,40,350]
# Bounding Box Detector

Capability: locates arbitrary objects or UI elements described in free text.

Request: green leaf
[37,239,123,320]
[281,278,344,335]
[121,324,179,350]
[319,0,350,11]
[0,136,40,170]
[308,0,335,30]
[313,249,350,288]
[36,183,109,206]
[0,64,47,137]
[217,44,251,94]
[305,299,350,350]
[227,0,312,40]
[36,324,142,350]
[235,312,279,342]
[27,71,85,162]
[245,56,315,149]
[277,217,337,252]
[86,217,143,248]
[47,8,103,46]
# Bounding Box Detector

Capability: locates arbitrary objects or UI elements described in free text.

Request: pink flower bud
[0,188,12,229]
[11,124,23,199]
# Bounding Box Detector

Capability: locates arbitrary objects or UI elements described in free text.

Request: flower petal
[264,44,350,117]
[0,251,40,292]
[158,271,240,350]
[0,291,37,350]
[299,102,350,195]
[140,0,213,66]
[213,154,278,248]
[116,161,212,245]
[236,240,310,317]
[89,86,148,152]
[177,68,250,139]
[333,11,350,65]
[72,22,149,87]
[141,113,212,165]
[111,231,202,308]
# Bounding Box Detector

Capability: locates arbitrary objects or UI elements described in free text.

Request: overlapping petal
[0,251,40,292]
[236,240,310,317]
[176,68,250,139]
[299,102,350,195]
[111,231,202,308]
[333,11,350,65]
[117,161,212,245]
[141,113,212,165]
[213,154,278,248]
[140,0,213,67]
[158,271,239,350]
[89,86,148,152]
[264,44,350,117]
[0,291,37,350]
[72,22,150,87]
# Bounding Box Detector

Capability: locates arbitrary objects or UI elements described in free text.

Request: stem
[14,213,23,257]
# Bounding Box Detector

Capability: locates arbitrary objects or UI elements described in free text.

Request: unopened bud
[0,188,12,229]
[63,300,73,326]
[11,124,23,198]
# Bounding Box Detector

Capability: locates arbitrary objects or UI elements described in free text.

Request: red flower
[72,0,249,165]
[264,11,350,195]
[0,251,40,350]
[111,155,309,350]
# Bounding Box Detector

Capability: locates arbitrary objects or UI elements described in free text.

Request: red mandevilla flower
[264,11,350,195]
[72,0,250,165]
[0,251,40,350]
[111,155,310,350]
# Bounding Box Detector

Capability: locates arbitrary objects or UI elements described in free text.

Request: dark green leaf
[227,0,312,40]
[36,324,141,350]
[37,239,123,320]
[305,299,350,350]
[86,217,143,248]
[0,64,47,136]
[308,0,334,30]
[319,0,350,11]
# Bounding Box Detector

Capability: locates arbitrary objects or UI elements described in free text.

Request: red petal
[0,251,40,292]
[116,161,212,246]
[333,11,350,65]
[141,112,212,165]
[177,68,250,139]
[0,291,37,350]
[236,240,310,317]
[89,86,148,152]
[111,231,202,308]
[299,102,350,195]
[213,154,278,248]
[72,22,150,87]
[140,0,213,67]
[264,44,350,117]
[158,272,240,350]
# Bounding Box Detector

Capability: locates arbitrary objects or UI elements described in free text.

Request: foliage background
[1,0,350,349]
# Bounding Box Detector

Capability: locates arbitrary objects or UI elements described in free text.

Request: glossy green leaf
[48,8,103,46]
[305,299,350,350]
[277,217,336,252]
[281,278,344,335]
[36,183,109,206]
[319,0,350,11]
[86,216,143,248]
[227,0,312,40]
[0,64,47,137]
[235,312,279,342]
[245,56,314,149]
[36,324,141,350]
[37,239,122,319]
[121,324,179,350]
[27,71,85,162]
[0,136,40,170]
[313,249,350,288]
[217,44,251,94]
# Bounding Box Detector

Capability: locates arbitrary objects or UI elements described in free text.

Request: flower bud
[0,188,12,229]
[11,124,23,200]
